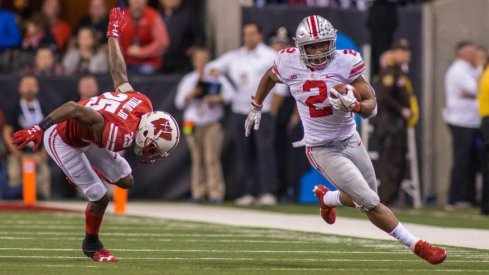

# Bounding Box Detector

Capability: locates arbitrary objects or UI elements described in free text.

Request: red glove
[106,7,126,38]
[12,125,44,152]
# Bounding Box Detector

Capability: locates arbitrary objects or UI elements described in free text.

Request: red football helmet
[134,111,180,164]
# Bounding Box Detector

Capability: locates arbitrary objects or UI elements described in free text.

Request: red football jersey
[57,91,153,152]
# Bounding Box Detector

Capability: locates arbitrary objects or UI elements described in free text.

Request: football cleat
[414,240,447,264]
[313,184,336,224]
[90,248,118,262]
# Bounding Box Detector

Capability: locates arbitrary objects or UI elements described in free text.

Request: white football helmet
[134,111,180,164]
[294,15,337,70]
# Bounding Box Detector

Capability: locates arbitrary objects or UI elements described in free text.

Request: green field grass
[226,203,489,230]
[0,211,489,274]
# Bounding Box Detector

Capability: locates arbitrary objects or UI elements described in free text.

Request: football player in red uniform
[12,7,179,262]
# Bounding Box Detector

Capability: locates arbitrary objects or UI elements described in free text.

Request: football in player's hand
[331,84,361,101]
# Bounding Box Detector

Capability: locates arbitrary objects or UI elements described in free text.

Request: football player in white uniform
[245,15,447,265]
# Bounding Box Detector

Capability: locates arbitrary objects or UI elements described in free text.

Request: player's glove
[12,125,44,152]
[244,97,262,137]
[106,7,126,38]
[329,85,361,112]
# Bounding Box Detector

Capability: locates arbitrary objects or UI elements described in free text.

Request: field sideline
[1,202,489,274]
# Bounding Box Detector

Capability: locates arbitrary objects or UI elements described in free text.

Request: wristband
[353,102,362,113]
[38,117,54,130]
[251,96,263,110]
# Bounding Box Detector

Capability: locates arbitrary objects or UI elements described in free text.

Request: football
[331,83,362,101]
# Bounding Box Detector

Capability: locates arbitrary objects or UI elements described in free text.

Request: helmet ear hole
[143,130,148,137]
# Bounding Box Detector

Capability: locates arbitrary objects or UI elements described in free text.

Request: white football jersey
[272,48,366,147]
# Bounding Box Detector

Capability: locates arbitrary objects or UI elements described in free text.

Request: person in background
[175,47,234,204]
[78,75,100,100]
[478,55,489,215]
[475,45,488,74]
[40,0,71,52]
[62,27,108,76]
[3,74,51,200]
[21,15,57,52]
[374,39,418,207]
[119,0,169,74]
[22,47,65,76]
[208,22,288,206]
[443,41,481,210]
[0,5,21,52]
[75,0,109,44]
[158,0,206,73]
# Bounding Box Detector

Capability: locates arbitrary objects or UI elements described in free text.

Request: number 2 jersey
[56,91,153,152]
[272,48,366,147]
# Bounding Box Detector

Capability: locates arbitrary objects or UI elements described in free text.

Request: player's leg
[43,126,117,262]
[84,144,133,190]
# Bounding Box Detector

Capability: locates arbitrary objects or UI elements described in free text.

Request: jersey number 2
[303,80,332,118]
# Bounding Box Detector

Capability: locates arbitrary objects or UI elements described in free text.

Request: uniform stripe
[308,15,318,39]
[350,61,365,75]
[105,123,114,150]
[110,125,119,151]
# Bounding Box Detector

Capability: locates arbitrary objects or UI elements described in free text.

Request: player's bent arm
[253,67,281,105]
[108,37,129,90]
[351,75,377,118]
[44,102,105,141]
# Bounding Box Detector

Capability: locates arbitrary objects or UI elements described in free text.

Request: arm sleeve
[174,74,195,110]
[457,70,478,96]
[218,75,235,104]
[272,52,287,83]
[138,15,170,58]
[347,51,366,83]
[206,51,234,74]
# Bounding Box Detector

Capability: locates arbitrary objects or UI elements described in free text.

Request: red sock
[85,208,104,235]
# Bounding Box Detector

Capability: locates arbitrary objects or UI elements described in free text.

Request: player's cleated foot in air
[414,240,447,264]
[313,184,336,224]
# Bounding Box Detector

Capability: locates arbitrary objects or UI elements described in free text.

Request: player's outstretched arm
[351,75,377,118]
[244,66,280,137]
[12,102,104,151]
[106,7,129,90]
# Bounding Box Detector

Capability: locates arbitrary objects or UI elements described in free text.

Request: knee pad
[354,192,380,212]
[84,182,107,202]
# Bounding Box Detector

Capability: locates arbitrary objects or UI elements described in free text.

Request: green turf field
[0,211,488,274]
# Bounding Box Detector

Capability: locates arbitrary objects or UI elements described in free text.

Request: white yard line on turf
[42,201,489,250]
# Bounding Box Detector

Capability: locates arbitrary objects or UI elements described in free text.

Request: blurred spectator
[175,47,234,204]
[208,22,288,206]
[78,75,99,100]
[0,7,21,51]
[158,0,206,73]
[75,0,109,44]
[478,57,489,215]
[40,0,71,52]
[443,41,481,209]
[62,27,108,76]
[2,74,51,199]
[475,45,488,74]
[374,39,418,207]
[21,14,57,52]
[0,107,9,199]
[367,0,398,76]
[119,0,169,74]
[22,47,65,76]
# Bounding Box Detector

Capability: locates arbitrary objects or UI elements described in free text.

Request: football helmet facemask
[134,111,180,164]
[294,15,337,70]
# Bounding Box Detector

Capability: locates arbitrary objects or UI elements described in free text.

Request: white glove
[329,85,360,112]
[244,99,262,137]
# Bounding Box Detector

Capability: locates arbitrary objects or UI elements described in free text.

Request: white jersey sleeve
[343,49,366,83]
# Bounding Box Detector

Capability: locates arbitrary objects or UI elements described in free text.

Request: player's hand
[329,85,360,112]
[244,98,262,137]
[107,7,126,38]
[12,125,44,152]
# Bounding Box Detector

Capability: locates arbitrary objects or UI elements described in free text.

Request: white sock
[389,222,420,251]
[323,190,342,206]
